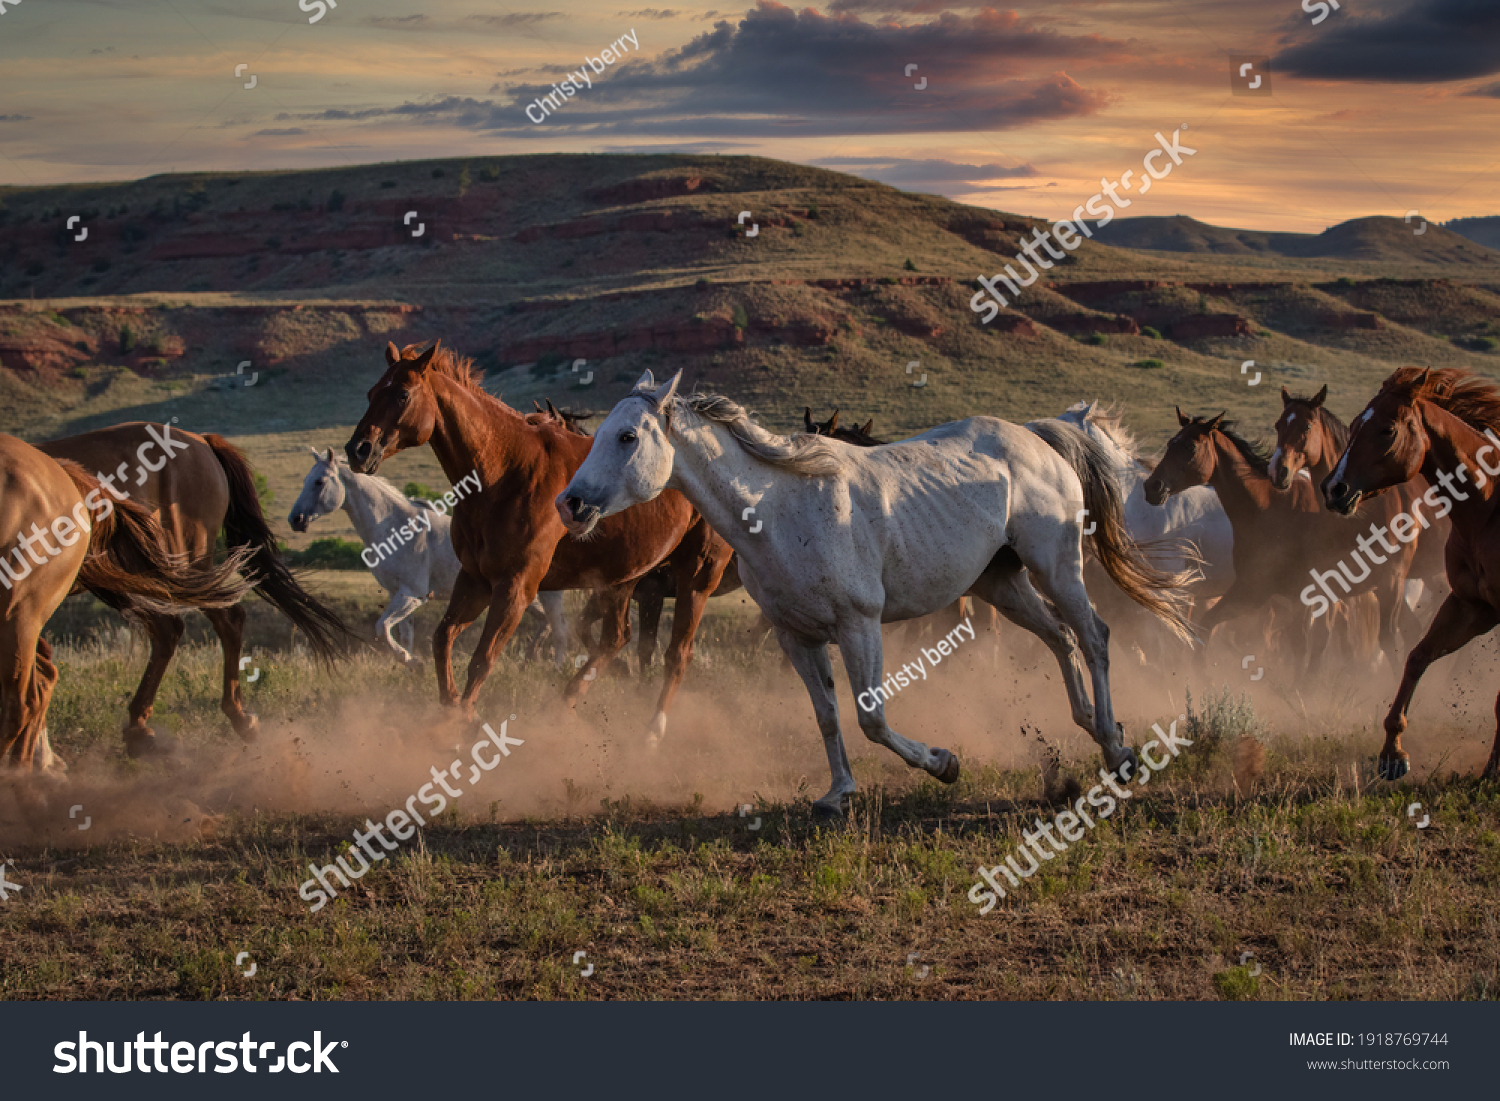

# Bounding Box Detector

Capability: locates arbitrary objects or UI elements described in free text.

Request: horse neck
[425,372,532,486]
[1416,402,1500,531]
[1306,410,1344,481]
[1205,433,1272,518]
[668,418,773,554]
[338,466,406,538]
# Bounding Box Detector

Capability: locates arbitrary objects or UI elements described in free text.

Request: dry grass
[1,614,1497,1002]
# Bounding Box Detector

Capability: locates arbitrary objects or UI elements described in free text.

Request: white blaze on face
[1332,408,1375,485]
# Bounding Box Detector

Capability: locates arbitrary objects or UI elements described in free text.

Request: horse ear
[547,399,560,417]
[804,407,815,432]
[1280,386,1292,405]
[652,370,682,408]
[385,342,401,367]
[1085,400,1099,417]
[533,400,544,413]
[1207,411,1226,430]
[1312,384,1328,408]
[325,447,335,464]
[827,410,840,432]
[861,419,874,435]
[411,340,440,372]
[1176,406,1190,426]
[633,370,657,392]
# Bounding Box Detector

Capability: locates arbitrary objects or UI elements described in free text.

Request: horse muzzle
[345,437,382,475]
[1143,477,1170,506]
[288,513,309,533]
[1324,481,1362,516]
[556,493,602,537]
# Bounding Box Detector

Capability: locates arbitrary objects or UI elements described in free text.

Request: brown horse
[1324,366,1500,780]
[1270,385,1449,616]
[0,435,253,772]
[1146,409,1416,675]
[38,423,357,756]
[346,341,733,742]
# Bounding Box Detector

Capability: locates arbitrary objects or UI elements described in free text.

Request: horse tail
[203,433,360,663]
[1027,420,1197,643]
[56,461,254,619]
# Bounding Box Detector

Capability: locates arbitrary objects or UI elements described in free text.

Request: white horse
[289,449,570,667]
[556,373,1192,816]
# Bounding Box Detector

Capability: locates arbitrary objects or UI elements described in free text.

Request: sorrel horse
[557,373,1192,815]
[1270,384,1449,622]
[38,423,357,756]
[1145,410,1416,673]
[1324,366,1500,780]
[0,435,252,772]
[345,342,733,743]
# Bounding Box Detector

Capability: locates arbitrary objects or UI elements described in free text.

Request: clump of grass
[1134,358,1165,369]
[1141,325,1162,339]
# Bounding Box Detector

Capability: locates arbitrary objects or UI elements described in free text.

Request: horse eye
[398,390,410,405]
[1380,426,1396,437]
[316,478,326,486]
[620,430,638,444]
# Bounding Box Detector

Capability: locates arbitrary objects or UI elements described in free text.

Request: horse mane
[1065,400,1141,460]
[402,343,529,424]
[1384,366,1500,434]
[1215,420,1272,473]
[639,388,845,475]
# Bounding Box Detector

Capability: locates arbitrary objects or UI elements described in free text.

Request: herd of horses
[3,341,1499,817]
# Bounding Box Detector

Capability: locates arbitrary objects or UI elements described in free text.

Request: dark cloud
[253,128,307,136]
[1464,80,1500,96]
[827,0,988,11]
[270,3,1119,142]
[496,2,1120,138]
[616,8,683,17]
[1275,0,1500,83]
[0,114,34,122]
[466,12,566,27]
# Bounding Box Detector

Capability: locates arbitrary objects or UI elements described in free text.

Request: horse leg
[120,610,186,757]
[636,584,665,674]
[837,617,961,784]
[0,621,40,769]
[1487,690,1500,781]
[645,552,731,748]
[777,631,856,817]
[434,569,493,709]
[969,566,1098,746]
[376,587,426,666]
[22,640,61,771]
[202,603,259,742]
[569,584,634,702]
[398,617,416,659]
[1379,594,1497,780]
[540,592,570,668]
[458,576,540,716]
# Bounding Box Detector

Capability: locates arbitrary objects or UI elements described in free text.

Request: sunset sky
[1,0,1497,232]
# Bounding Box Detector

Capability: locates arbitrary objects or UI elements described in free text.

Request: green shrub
[1141,325,1161,339]
[403,481,442,502]
[1084,332,1108,346]
[731,303,749,330]
[903,258,917,271]
[285,537,366,570]
[1134,358,1164,369]
[118,325,136,354]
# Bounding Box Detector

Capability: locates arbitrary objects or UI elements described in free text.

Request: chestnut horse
[1324,366,1500,780]
[345,342,733,743]
[1270,385,1448,619]
[0,435,252,771]
[1146,410,1416,674]
[38,424,357,756]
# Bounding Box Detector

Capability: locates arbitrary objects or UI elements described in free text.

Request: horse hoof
[237,714,261,744]
[811,801,846,822]
[123,728,162,759]
[1107,746,1140,785]
[1377,755,1410,781]
[933,748,961,784]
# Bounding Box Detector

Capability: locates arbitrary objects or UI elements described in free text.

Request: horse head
[1324,371,1429,516]
[1144,408,1225,506]
[1269,384,1329,490]
[346,341,442,474]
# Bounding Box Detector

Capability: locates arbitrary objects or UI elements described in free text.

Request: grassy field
[1,598,1497,1002]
